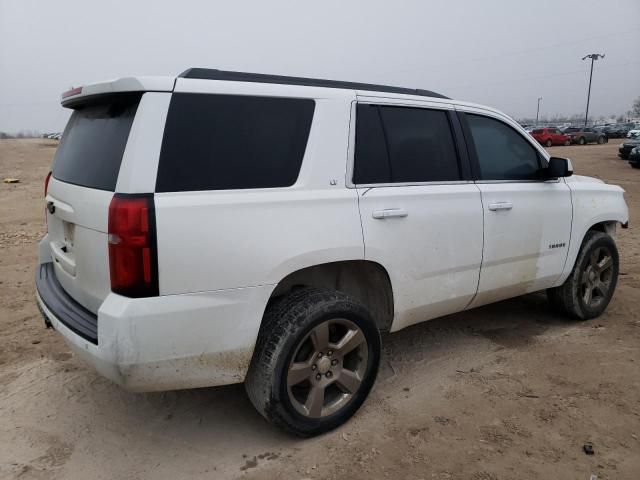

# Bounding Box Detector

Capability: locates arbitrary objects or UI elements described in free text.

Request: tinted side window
[467,114,541,181]
[53,93,141,191]
[156,94,315,192]
[353,104,391,184]
[353,105,460,184]
[380,106,460,182]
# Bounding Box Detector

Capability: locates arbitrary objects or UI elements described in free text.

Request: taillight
[45,171,52,197]
[108,194,159,298]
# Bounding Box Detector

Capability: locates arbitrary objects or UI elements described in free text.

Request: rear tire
[597,136,605,144]
[545,139,553,147]
[245,287,381,437]
[631,163,640,169]
[579,137,586,145]
[547,231,619,320]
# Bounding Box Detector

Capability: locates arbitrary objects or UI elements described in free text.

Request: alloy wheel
[287,318,368,418]
[581,247,614,308]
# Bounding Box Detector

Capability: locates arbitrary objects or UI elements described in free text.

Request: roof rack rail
[178,68,449,100]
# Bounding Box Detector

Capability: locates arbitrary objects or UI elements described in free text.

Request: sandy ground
[0,138,639,480]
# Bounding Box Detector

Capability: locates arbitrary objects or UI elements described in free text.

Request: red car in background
[531,128,571,147]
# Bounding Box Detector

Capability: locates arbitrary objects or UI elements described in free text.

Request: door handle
[372,208,408,219]
[488,202,513,211]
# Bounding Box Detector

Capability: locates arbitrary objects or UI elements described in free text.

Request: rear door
[458,110,572,308]
[46,93,142,313]
[353,99,483,331]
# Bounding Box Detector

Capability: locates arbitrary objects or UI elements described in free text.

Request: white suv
[36,69,629,436]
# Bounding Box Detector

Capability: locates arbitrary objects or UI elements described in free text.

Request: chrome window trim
[353,180,475,189]
[346,99,459,189]
[473,178,560,185]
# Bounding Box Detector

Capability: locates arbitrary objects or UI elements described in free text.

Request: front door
[459,111,572,308]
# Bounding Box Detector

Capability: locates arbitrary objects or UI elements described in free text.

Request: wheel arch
[266,260,395,332]
[554,214,627,288]
[587,220,619,236]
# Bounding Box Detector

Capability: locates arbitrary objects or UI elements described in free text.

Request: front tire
[547,231,619,320]
[545,139,553,147]
[579,136,586,145]
[245,287,381,437]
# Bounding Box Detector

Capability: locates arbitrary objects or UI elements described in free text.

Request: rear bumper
[36,262,98,343]
[36,246,273,392]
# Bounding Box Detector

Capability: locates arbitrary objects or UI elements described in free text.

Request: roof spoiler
[60,77,175,108]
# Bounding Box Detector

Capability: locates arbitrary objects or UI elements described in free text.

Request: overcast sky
[1,0,639,133]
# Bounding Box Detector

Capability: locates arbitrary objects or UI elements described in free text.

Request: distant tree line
[0,130,41,139]
[518,96,640,126]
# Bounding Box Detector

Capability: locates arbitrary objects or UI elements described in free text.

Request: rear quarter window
[52,93,141,191]
[156,93,315,192]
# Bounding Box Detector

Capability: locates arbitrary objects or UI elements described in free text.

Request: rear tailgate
[46,93,141,314]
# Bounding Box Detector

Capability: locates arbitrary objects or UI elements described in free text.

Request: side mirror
[546,157,573,178]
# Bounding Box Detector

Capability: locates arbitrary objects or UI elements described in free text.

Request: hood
[565,175,605,185]
[564,175,625,194]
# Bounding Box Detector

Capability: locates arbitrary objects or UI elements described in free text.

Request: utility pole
[582,53,605,127]
[536,97,542,126]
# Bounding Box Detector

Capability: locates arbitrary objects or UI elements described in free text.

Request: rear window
[156,93,315,192]
[52,93,141,191]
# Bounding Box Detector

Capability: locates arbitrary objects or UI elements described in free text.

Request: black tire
[597,136,605,144]
[245,287,381,437]
[564,139,571,146]
[545,139,553,147]
[547,231,619,320]
[631,162,640,169]
[579,136,586,145]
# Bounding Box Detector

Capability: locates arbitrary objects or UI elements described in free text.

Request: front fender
[555,179,628,286]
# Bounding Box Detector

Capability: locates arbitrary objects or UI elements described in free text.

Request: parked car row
[594,122,639,138]
[619,133,640,169]
[41,133,62,140]
[530,126,607,147]
[562,127,608,145]
[525,122,640,147]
